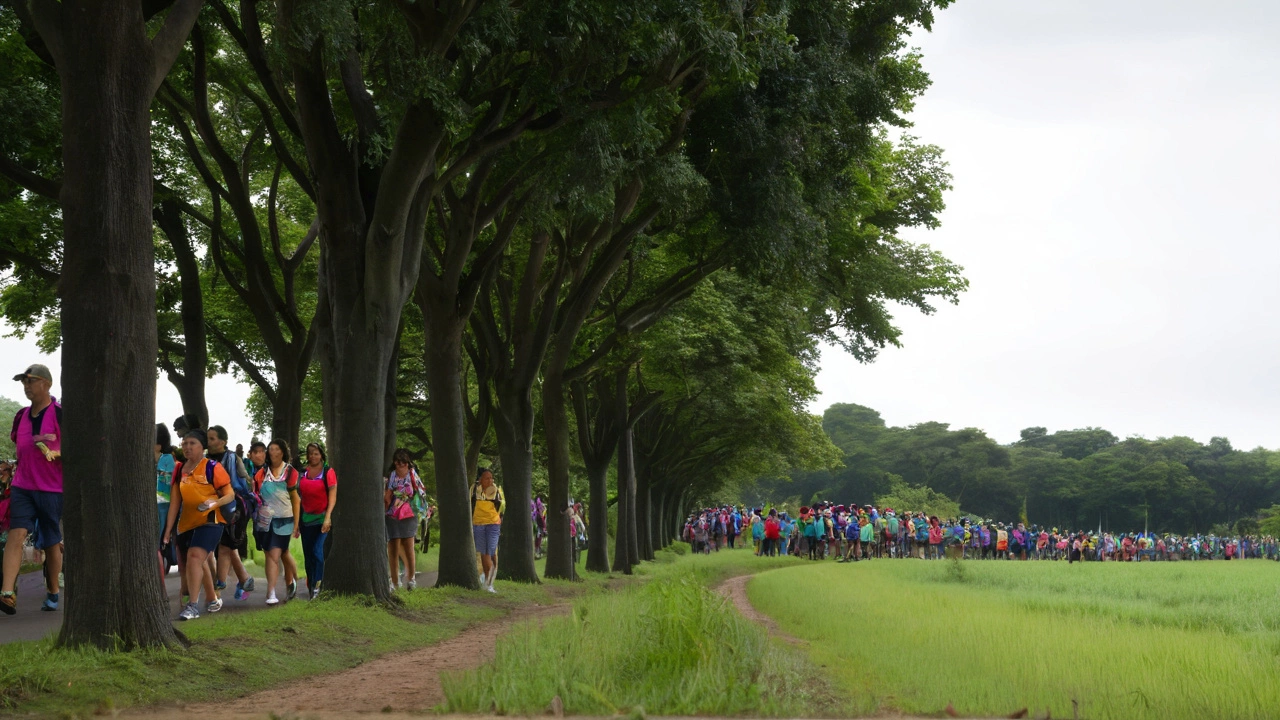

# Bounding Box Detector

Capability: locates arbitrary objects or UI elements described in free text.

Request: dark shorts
[178,524,223,554]
[254,530,292,553]
[387,513,418,541]
[221,512,249,549]
[8,487,62,548]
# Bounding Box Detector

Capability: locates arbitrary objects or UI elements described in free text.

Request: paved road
[1,568,439,643]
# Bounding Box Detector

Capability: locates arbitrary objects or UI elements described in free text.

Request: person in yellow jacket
[471,468,504,593]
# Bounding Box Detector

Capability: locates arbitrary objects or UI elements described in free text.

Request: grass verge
[442,545,833,716]
[747,558,1280,720]
[0,570,604,717]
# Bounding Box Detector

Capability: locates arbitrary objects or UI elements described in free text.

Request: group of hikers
[0,361,520,623]
[683,503,1280,564]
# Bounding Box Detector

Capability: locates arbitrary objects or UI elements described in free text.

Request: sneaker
[266,595,279,606]
[234,583,248,601]
[242,576,256,592]
[0,591,15,616]
[214,580,227,591]
[41,593,59,611]
[406,580,416,591]
[178,604,200,621]
[486,585,497,594]
[286,581,297,601]
[207,597,223,613]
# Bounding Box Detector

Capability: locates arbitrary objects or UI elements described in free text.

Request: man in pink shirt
[1,363,64,615]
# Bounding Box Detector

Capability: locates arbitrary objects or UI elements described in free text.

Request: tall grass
[748,559,1280,720]
[442,548,824,716]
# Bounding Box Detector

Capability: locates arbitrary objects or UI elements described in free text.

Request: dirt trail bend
[716,574,802,644]
[185,600,569,716]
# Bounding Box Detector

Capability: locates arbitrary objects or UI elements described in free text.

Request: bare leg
[185,547,209,605]
[1,528,28,592]
[387,542,399,589]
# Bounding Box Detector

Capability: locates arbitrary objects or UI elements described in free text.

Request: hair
[305,442,327,464]
[389,447,413,474]
[266,438,292,467]
[249,440,266,453]
[155,423,172,451]
[183,428,208,449]
[208,425,228,443]
[476,466,493,482]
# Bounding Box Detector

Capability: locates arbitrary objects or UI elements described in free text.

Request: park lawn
[442,544,839,717]
[0,562,608,717]
[747,558,1280,720]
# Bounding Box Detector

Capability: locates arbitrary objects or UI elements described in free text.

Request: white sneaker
[486,584,497,593]
[266,595,279,606]
[206,597,223,613]
[178,604,200,621]
[407,579,416,591]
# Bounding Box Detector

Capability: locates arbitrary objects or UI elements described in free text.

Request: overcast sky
[2,1,1278,451]
[812,0,1280,449]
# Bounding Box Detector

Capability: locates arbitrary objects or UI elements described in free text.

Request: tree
[11,0,202,650]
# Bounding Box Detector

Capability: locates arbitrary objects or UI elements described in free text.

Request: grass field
[748,558,1280,720]
[442,545,832,717]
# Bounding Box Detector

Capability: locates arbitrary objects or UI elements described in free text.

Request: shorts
[221,512,250,549]
[178,524,223,554]
[8,487,62,548]
[473,523,501,555]
[254,529,292,553]
[386,513,418,540]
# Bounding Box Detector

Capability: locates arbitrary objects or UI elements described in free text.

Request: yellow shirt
[471,482,503,525]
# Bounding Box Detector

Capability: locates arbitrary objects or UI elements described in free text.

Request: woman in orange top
[162,429,234,622]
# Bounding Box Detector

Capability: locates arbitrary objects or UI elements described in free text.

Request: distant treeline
[752,403,1280,534]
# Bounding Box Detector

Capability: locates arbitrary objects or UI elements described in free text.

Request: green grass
[747,558,1280,720]
[442,545,831,716]
[0,563,606,717]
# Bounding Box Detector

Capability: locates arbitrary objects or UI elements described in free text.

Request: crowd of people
[683,503,1280,564]
[0,360,529,623]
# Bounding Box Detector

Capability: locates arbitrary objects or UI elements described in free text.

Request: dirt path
[181,600,570,716]
[716,574,801,645]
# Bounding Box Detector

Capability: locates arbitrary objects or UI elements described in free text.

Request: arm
[201,482,235,511]
[384,481,393,511]
[291,487,302,538]
[163,483,182,544]
[323,483,337,533]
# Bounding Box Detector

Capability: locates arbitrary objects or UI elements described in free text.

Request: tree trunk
[422,313,480,589]
[155,200,209,429]
[613,425,634,575]
[383,318,403,472]
[270,362,304,453]
[637,468,653,561]
[320,313,393,599]
[493,384,539,582]
[541,369,576,580]
[624,427,641,568]
[54,0,187,650]
[584,454,611,573]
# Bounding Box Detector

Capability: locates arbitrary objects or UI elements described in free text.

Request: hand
[293,528,301,539]
[162,533,170,546]
[321,520,331,533]
[198,499,215,512]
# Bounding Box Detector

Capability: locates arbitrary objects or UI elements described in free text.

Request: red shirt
[764,517,781,539]
[298,466,337,516]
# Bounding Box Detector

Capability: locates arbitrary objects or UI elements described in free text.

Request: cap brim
[12,373,28,381]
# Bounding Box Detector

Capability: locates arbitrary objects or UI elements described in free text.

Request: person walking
[207,426,253,599]
[386,449,425,590]
[298,442,337,599]
[469,467,504,593]
[155,423,177,578]
[253,439,301,605]
[1,364,63,615]
[163,429,236,621]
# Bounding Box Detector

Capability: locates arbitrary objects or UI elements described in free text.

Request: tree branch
[149,0,204,96]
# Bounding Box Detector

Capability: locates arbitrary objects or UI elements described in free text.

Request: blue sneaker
[41,593,59,612]
[214,580,227,591]
[235,582,249,601]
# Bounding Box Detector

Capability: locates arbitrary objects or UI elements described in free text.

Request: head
[477,467,494,488]
[155,423,172,454]
[172,413,200,437]
[207,425,229,454]
[391,448,412,475]
[267,439,292,468]
[182,428,208,463]
[248,441,266,467]
[306,442,327,466]
[14,364,52,404]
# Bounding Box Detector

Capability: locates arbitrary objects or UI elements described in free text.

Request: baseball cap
[13,364,52,383]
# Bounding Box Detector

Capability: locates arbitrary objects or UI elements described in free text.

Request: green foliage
[0,395,20,459]
[765,403,1280,534]
[874,475,961,519]
[750,560,1280,719]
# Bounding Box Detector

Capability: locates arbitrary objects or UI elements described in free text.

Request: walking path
[3,569,440,643]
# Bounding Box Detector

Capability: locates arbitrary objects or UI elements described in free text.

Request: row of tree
[0,0,963,650]
[754,403,1280,534]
